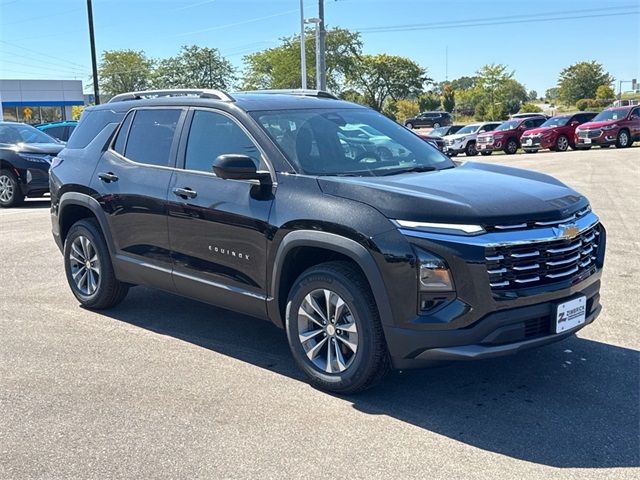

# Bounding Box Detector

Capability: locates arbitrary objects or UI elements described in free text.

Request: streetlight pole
[299,0,307,89]
[317,0,326,91]
[86,0,100,104]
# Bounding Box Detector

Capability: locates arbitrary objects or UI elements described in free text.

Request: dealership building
[0,79,84,124]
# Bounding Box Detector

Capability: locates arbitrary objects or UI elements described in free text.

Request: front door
[167,109,274,318]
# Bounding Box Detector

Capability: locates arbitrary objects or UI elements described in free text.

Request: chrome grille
[477,136,492,144]
[485,224,602,290]
[521,135,541,147]
[578,129,601,139]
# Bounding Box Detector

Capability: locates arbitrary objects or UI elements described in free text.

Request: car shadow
[19,199,50,209]
[101,286,639,469]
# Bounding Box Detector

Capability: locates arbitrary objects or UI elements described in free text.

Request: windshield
[456,124,480,135]
[0,123,57,144]
[592,109,629,122]
[253,108,454,176]
[495,120,519,131]
[541,116,569,128]
[430,126,449,137]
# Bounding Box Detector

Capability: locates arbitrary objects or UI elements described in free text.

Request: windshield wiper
[378,166,437,176]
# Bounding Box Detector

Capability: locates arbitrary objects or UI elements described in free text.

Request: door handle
[173,187,197,199]
[98,172,118,183]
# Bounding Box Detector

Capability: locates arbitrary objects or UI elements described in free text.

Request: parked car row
[422,105,640,156]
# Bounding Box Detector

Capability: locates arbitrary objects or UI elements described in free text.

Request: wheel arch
[58,192,115,253]
[269,230,394,329]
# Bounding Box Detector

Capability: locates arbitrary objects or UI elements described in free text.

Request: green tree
[154,45,235,90]
[475,63,513,120]
[558,61,614,104]
[418,91,440,111]
[449,76,477,91]
[346,54,428,111]
[242,27,362,92]
[98,49,154,96]
[394,99,419,123]
[595,84,615,100]
[545,87,560,103]
[441,83,455,112]
[528,90,538,101]
[519,102,543,113]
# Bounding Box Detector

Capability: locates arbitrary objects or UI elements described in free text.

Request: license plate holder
[554,296,587,333]
[584,138,592,144]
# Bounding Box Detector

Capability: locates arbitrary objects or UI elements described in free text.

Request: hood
[318,162,588,226]
[2,142,65,155]
[577,120,620,130]
[444,133,473,141]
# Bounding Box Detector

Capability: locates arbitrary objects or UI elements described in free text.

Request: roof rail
[239,89,339,100]
[107,88,235,103]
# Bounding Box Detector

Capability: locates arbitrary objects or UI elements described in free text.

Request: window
[0,123,57,144]
[67,109,125,149]
[124,109,181,167]
[631,107,640,118]
[484,123,498,132]
[113,111,134,155]
[184,110,260,173]
[43,126,67,141]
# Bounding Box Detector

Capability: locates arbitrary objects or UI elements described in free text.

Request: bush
[519,102,543,113]
[394,99,419,123]
[418,92,440,111]
[576,99,591,111]
[576,98,610,111]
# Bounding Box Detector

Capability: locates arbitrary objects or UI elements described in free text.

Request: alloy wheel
[69,235,101,295]
[619,131,629,147]
[297,288,358,374]
[0,175,14,203]
[557,136,569,151]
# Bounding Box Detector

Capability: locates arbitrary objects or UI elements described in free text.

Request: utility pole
[86,0,100,104]
[317,0,326,91]
[299,0,307,89]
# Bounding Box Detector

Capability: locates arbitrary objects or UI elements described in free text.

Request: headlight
[17,153,50,164]
[601,124,617,130]
[416,249,454,292]
[456,136,466,143]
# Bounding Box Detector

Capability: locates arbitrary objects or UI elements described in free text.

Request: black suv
[50,89,606,393]
[404,111,452,129]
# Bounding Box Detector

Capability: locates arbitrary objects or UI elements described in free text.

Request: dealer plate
[555,296,587,333]
[583,138,592,144]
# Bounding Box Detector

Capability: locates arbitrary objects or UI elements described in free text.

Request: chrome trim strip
[514,276,540,284]
[547,241,581,254]
[510,251,539,258]
[485,254,504,261]
[489,280,510,287]
[547,253,581,266]
[546,266,579,279]
[512,263,539,271]
[494,223,527,230]
[487,268,507,274]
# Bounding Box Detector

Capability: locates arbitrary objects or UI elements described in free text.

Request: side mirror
[479,129,486,133]
[570,121,579,126]
[213,154,271,184]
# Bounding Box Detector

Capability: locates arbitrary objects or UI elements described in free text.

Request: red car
[520,112,596,153]
[575,105,640,149]
[476,116,546,155]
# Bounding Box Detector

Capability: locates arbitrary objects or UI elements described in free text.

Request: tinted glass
[43,126,66,140]
[124,109,181,167]
[483,123,499,131]
[66,109,124,149]
[113,111,134,155]
[631,107,640,117]
[541,116,569,128]
[0,123,57,144]
[185,110,260,173]
[254,108,454,176]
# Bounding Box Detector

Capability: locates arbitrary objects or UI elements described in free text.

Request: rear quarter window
[66,109,124,149]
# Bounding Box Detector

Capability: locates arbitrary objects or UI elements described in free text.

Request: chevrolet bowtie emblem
[556,223,580,240]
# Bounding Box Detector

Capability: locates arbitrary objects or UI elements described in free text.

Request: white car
[443,122,502,156]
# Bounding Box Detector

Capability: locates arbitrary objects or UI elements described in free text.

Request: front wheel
[0,170,24,208]
[615,130,630,148]
[465,141,478,156]
[556,135,569,152]
[505,139,519,155]
[285,261,390,394]
[64,219,129,309]
[405,122,414,129]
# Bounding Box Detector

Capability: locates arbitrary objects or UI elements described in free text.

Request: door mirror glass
[213,154,269,182]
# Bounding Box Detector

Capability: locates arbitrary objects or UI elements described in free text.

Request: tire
[0,169,25,208]
[480,151,492,156]
[505,138,518,155]
[465,141,478,156]
[555,135,569,152]
[405,122,414,129]
[615,130,630,148]
[285,261,390,394]
[64,218,129,309]
[432,122,441,128]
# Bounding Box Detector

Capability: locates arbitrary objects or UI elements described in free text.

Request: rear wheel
[615,130,630,148]
[405,122,414,129]
[64,219,129,309]
[432,122,441,128]
[465,141,478,156]
[505,138,519,155]
[285,261,390,394]
[0,170,24,208]
[555,135,569,152]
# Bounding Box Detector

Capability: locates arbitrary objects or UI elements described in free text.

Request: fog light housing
[417,249,454,292]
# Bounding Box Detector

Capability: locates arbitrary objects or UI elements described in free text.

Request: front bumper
[477,141,501,152]
[575,131,617,147]
[444,144,465,155]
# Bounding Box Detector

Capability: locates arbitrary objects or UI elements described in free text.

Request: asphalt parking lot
[1,146,638,479]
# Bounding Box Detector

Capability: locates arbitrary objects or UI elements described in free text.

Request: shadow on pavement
[103,286,639,469]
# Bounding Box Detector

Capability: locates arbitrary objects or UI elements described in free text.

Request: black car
[429,125,464,137]
[0,122,63,207]
[50,89,606,393]
[404,111,452,129]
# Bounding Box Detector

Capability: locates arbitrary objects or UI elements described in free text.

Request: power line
[175,9,298,37]
[0,50,87,74]
[0,40,89,70]
[0,7,82,26]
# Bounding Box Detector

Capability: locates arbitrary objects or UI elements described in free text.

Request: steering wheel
[355,151,382,164]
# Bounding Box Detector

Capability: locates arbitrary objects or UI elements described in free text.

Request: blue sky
[1,0,638,95]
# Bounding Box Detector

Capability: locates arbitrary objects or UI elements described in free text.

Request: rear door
[167,108,274,318]
[91,107,186,290]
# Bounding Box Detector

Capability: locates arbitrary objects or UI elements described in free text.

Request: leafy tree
[418,91,440,111]
[595,84,615,100]
[243,27,362,92]
[519,103,543,113]
[475,63,513,120]
[441,83,455,112]
[528,90,538,101]
[346,54,428,111]
[394,99,419,123]
[558,61,614,104]
[449,76,477,91]
[545,87,560,102]
[154,45,235,89]
[98,49,154,96]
